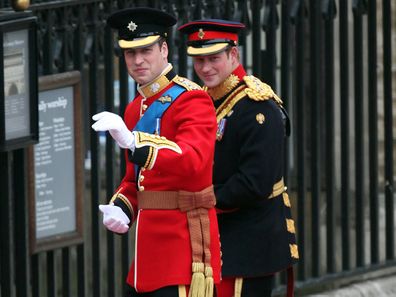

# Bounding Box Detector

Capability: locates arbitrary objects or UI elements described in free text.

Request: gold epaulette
[243,75,283,105]
[173,75,202,91]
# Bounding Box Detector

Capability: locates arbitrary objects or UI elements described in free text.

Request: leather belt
[137,185,216,297]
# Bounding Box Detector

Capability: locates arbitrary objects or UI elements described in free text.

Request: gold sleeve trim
[290,244,299,259]
[109,187,122,204]
[283,192,291,207]
[286,219,296,234]
[117,193,134,215]
[109,188,134,216]
[133,131,182,154]
[268,178,286,198]
[173,75,202,90]
[143,146,158,170]
[143,146,154,169]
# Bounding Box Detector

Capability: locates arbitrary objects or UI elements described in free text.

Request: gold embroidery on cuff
[283,192,291,207]
[290,244,299,259]
[143,146,154,169]
[286,219,296,234]
[146,147,158,170]
[109,187,123,204]
[117,193,134,216]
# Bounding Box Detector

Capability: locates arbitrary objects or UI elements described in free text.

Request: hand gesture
[99,203,130,233]
[92,111,135,149]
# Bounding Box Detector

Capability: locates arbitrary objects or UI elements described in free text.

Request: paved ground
[305,275,396,297]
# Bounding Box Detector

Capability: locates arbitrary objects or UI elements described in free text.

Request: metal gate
[0,1,395,296]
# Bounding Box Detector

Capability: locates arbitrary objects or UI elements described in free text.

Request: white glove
[99,203,130,233]
[92,111,135,149]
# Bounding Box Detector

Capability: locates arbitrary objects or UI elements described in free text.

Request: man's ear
[161,41,169,59]
[230,46,239,65]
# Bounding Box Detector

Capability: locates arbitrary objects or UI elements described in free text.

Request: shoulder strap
[132,84,185,176]
[133,84,186,134]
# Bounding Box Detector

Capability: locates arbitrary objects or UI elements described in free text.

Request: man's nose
[134,53,144,65]
[201,61,211,72]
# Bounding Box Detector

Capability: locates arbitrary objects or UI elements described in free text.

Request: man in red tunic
[179,20,299,297]
[92,8,221,297]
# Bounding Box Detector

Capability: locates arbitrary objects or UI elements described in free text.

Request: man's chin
[204,81,219,88]
[199,78,215,88]
[133,76,148,85]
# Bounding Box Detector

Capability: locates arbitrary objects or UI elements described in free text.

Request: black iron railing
[0,1,395,297]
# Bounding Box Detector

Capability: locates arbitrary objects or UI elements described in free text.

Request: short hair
[225,46,240,61]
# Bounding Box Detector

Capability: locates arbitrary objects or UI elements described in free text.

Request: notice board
[0,14,38,151]
[28,71,83,253]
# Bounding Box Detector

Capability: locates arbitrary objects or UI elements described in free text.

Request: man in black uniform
[179,19,299,297]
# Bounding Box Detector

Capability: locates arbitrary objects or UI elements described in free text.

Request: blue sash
[132,84,185,175]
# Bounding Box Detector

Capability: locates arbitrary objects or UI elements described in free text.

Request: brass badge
[158,95,172,104]
[256,113,265,124]
[127,21,137,32]
[150,82,160,93]
[198,28,205,39]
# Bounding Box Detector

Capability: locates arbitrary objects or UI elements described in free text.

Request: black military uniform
[179,20,299,297]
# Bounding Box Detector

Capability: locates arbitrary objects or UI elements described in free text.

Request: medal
[155,118,161,135]
[216,118,227,141]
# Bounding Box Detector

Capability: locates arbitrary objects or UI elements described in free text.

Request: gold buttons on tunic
[139,175,145,182]
[139,186,145,191]
[256,113,265,124]
[142,104,148,111]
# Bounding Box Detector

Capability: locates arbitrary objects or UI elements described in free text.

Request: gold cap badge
[127,21,137,32]
[198,28,205,39]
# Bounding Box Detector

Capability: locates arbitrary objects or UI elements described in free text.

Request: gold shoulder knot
[243,75,283,105]
[173,75,202,91]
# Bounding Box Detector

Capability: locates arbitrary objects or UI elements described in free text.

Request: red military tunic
[110,65,221,292]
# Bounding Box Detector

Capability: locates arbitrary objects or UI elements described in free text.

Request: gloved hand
[99,203,130,233]
[92,111,135,149]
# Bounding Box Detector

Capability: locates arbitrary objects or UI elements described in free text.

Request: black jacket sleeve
[214,98,285,209]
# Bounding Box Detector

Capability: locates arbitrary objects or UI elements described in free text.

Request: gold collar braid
[205,74,240,101]
[138,64,174,98]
